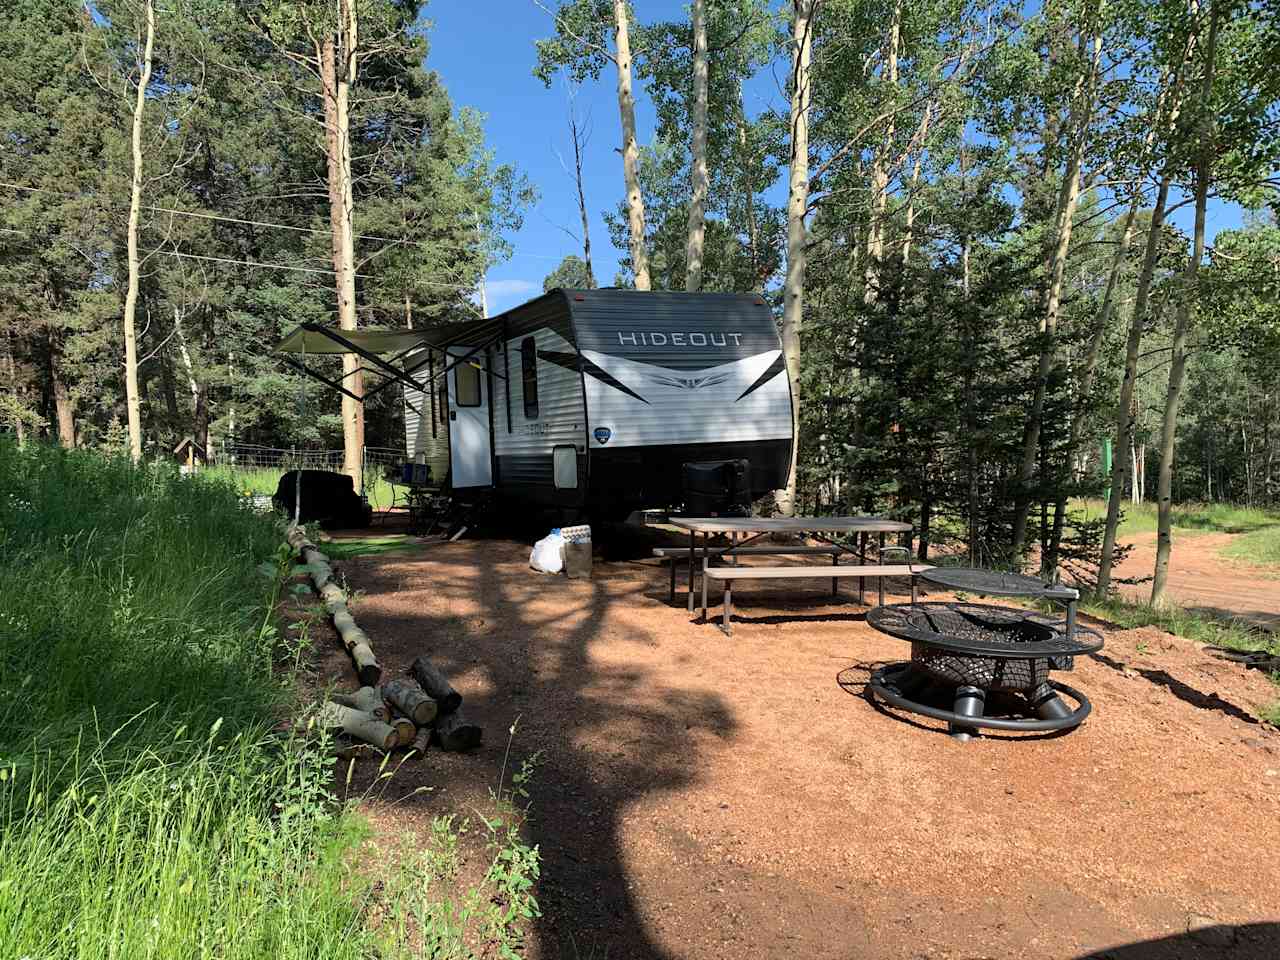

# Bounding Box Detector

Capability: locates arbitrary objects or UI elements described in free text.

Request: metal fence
[213,441,405,472]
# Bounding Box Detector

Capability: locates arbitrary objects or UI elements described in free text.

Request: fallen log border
[284,523,482,754]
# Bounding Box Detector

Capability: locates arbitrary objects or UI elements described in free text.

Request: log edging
[284,523,482,754]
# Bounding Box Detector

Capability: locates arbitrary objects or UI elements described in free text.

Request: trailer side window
[521,337,539,419]
[455,360,480,407]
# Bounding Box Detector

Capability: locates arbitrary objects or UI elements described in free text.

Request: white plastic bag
[529,529,565,574]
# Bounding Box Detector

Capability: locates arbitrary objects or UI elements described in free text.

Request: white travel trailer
[277,289,794,518]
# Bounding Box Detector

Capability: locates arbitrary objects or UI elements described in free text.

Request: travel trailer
[403,289,793,517]
[277,289,794,518]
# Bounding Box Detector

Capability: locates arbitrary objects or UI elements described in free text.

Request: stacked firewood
[286,525,482,754]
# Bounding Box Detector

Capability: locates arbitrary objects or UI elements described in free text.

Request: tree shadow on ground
[1092,652,1264,725]
[1076,922,1280,959]
[329,538,735,959]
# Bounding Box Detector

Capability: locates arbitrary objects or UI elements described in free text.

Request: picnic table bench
[705,562,933,634]
[652,544,844,601]
[667,516,918,633]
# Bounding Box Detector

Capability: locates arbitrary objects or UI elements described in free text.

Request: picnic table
[668,516,915,622]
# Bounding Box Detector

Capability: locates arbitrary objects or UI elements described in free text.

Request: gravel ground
[311,530,1280,960]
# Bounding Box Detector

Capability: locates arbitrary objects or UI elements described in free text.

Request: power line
[0,181,567,262]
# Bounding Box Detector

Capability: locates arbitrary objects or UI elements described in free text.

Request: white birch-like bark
[778,0,815,516]
[1152,3,1220,605]
[685,0,709,291]
[863,0,900,306]
[613,0,650,290]
[320,4,364,487]
[1011,31,1102,563]
[122,0,155,463]
[901,101,932,266]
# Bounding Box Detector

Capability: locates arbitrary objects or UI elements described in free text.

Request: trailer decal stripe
[735,352,787,401]
[538,350,650,405]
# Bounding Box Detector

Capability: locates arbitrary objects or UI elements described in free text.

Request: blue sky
[425,0,785,313]
[424,2,1250,315]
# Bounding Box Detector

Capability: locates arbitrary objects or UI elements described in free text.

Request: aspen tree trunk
[1048,194,1140,549]
[1152,4,1219,605]
[173,305,204,442]
[1096,175,1173,593]
[1095,25,1201,593]
[322,5,364,487]
[736,79,762,291]
[900,102,931,266]
[778,0,816,516]
[50,348,76,447]
[122,0,155,464]
[863,0,900,306]
[685,0,710,291]
[1011,32,1101,565]
[613,0,650,290]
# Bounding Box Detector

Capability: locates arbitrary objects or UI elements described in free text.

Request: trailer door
[446,347,493,488]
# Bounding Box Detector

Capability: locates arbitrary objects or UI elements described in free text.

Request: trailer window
[521,337,539,419]
[455,360,480,407]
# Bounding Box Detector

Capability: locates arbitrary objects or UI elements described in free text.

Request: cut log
[315,701,396,750]
[382,678,439,725]
[433,710,482,752]
[283,525,380,685]
[391,716,416,747]
[331,685,388,720]
[408,656,462,715]
[319,582,345,612]
[409,725,431,757]
[350,644,381,687]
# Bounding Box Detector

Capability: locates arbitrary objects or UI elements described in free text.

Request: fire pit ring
[869,662,1092,733]
[865,600,1104,740]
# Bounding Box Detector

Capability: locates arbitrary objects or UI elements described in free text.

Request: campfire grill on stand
[866,569,1104,741]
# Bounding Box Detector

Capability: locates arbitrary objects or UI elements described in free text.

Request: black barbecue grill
[865,569,1103,740]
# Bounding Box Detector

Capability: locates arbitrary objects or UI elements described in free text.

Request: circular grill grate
[866,602,1104,658]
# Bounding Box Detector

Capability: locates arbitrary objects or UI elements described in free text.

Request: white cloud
[481,278,539,314]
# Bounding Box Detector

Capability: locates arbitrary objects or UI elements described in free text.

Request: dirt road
[315,534,1280,960]
[1112,531,1279,632]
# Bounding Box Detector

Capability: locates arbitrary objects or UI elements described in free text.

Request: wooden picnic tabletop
[668,516,913,535]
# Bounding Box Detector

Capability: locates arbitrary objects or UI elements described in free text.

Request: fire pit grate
[866,602,1102,659]
[865,599,1103,741]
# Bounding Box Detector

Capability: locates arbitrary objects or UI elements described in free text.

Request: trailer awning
[271,318,508,408]
[274,326,430,356]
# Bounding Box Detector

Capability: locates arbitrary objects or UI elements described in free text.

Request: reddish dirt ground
[312,528,1280,960]
[1111,531,1279,632]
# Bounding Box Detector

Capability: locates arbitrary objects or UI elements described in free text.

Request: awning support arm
[300,323,429,391]
[280,355,364,405]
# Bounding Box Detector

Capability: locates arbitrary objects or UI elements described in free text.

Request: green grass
[1077,594,1275,655]
[1073,498,1280,537]
[321,534,422,559]
[204,464,401,514]
[1220,524,1280,568]
[0,440,538,958]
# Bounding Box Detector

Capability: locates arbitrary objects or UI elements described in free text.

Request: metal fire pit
[865,569,1103,741]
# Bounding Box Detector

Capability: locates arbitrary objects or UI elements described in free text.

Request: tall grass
[0,440,379,958]
[204,463,400,514]
[0,439,538,958]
